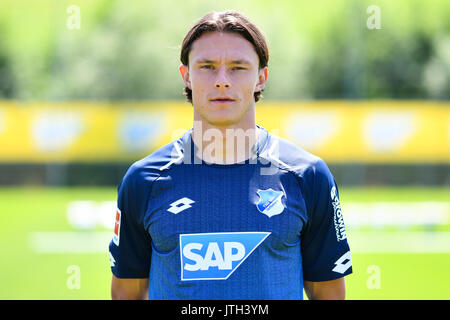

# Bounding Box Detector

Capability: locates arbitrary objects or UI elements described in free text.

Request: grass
[0,186,448,299]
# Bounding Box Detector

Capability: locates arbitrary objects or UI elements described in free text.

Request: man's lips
[210,98,235,103]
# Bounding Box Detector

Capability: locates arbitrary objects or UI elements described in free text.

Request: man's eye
[200,65,213,69]
[232,67,246,71]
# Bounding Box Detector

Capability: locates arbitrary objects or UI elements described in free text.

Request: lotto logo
[168,197,195,214]
[332,251,352,274]
[180,232,271,281]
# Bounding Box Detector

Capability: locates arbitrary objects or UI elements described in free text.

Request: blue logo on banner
[180,232,271,281]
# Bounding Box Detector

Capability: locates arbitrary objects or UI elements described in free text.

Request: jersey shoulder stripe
[258,132,325,178]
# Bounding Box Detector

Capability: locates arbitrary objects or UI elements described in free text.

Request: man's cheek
[192,86,206,105]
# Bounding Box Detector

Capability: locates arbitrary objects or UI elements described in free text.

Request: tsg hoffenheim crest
[256,188,285,218]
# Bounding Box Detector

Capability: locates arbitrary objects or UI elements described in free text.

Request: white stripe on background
[29,200,450,254]
[28,231,450,254]
[347,231,450,253]
[342,202,449,228]
[29,231,112,254]
[62,200,449,230]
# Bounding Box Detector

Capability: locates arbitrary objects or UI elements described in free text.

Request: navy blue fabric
[109,125,352,299]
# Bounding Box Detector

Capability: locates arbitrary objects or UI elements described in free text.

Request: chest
[144,164,308,253]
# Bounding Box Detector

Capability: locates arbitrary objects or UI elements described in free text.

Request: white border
[179,231,271,281]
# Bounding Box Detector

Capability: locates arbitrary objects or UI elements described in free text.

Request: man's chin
[199,111,241,127]
[205,117,239,127]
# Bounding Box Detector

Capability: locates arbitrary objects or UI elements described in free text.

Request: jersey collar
[180,124,270,165]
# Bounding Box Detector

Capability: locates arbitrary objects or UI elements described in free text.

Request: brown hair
[180,10,269,104]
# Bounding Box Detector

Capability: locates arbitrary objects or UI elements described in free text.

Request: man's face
[180,32,268,127]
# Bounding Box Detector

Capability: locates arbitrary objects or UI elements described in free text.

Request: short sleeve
[301,159,352,282]
[108,167,152,278]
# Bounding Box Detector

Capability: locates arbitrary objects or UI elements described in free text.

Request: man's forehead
[189,32,258,64]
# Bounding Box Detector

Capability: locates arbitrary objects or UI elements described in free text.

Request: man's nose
[214,66,231,89]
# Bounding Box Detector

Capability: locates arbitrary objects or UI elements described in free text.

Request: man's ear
[255,66,268,92]
[179,64,192,89]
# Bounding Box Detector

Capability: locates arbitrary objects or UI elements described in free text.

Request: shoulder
[117,133,188,218]
[260,130,332,181]
[121,131,187,190]
[262,131,338,222]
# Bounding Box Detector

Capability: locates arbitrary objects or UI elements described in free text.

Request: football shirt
[109,125,352,299]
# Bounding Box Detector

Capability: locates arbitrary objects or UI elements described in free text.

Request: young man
[109,10,352,300]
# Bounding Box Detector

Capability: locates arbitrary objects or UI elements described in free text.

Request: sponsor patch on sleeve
[113,208,121,246]
[331,186,347,242]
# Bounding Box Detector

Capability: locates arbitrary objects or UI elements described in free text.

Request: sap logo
[180,232,270,281]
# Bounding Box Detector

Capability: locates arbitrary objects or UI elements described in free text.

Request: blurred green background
[0,0,449,101]
[0,0,449,300]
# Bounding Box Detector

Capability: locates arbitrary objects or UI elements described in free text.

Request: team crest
[256,188,285,218]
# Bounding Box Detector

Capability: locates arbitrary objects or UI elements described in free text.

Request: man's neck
[191,120,259,165]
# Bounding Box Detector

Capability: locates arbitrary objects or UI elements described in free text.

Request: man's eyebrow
[194,59,216,64]
[229,59,252,65]
[194,58,252,65]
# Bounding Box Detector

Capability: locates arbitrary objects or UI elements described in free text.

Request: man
[109,10,352,300]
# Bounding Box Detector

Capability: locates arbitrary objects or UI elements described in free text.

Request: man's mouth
[211,97,235,103]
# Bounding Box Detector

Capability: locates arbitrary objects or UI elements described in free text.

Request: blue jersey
[109,125,352,299]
